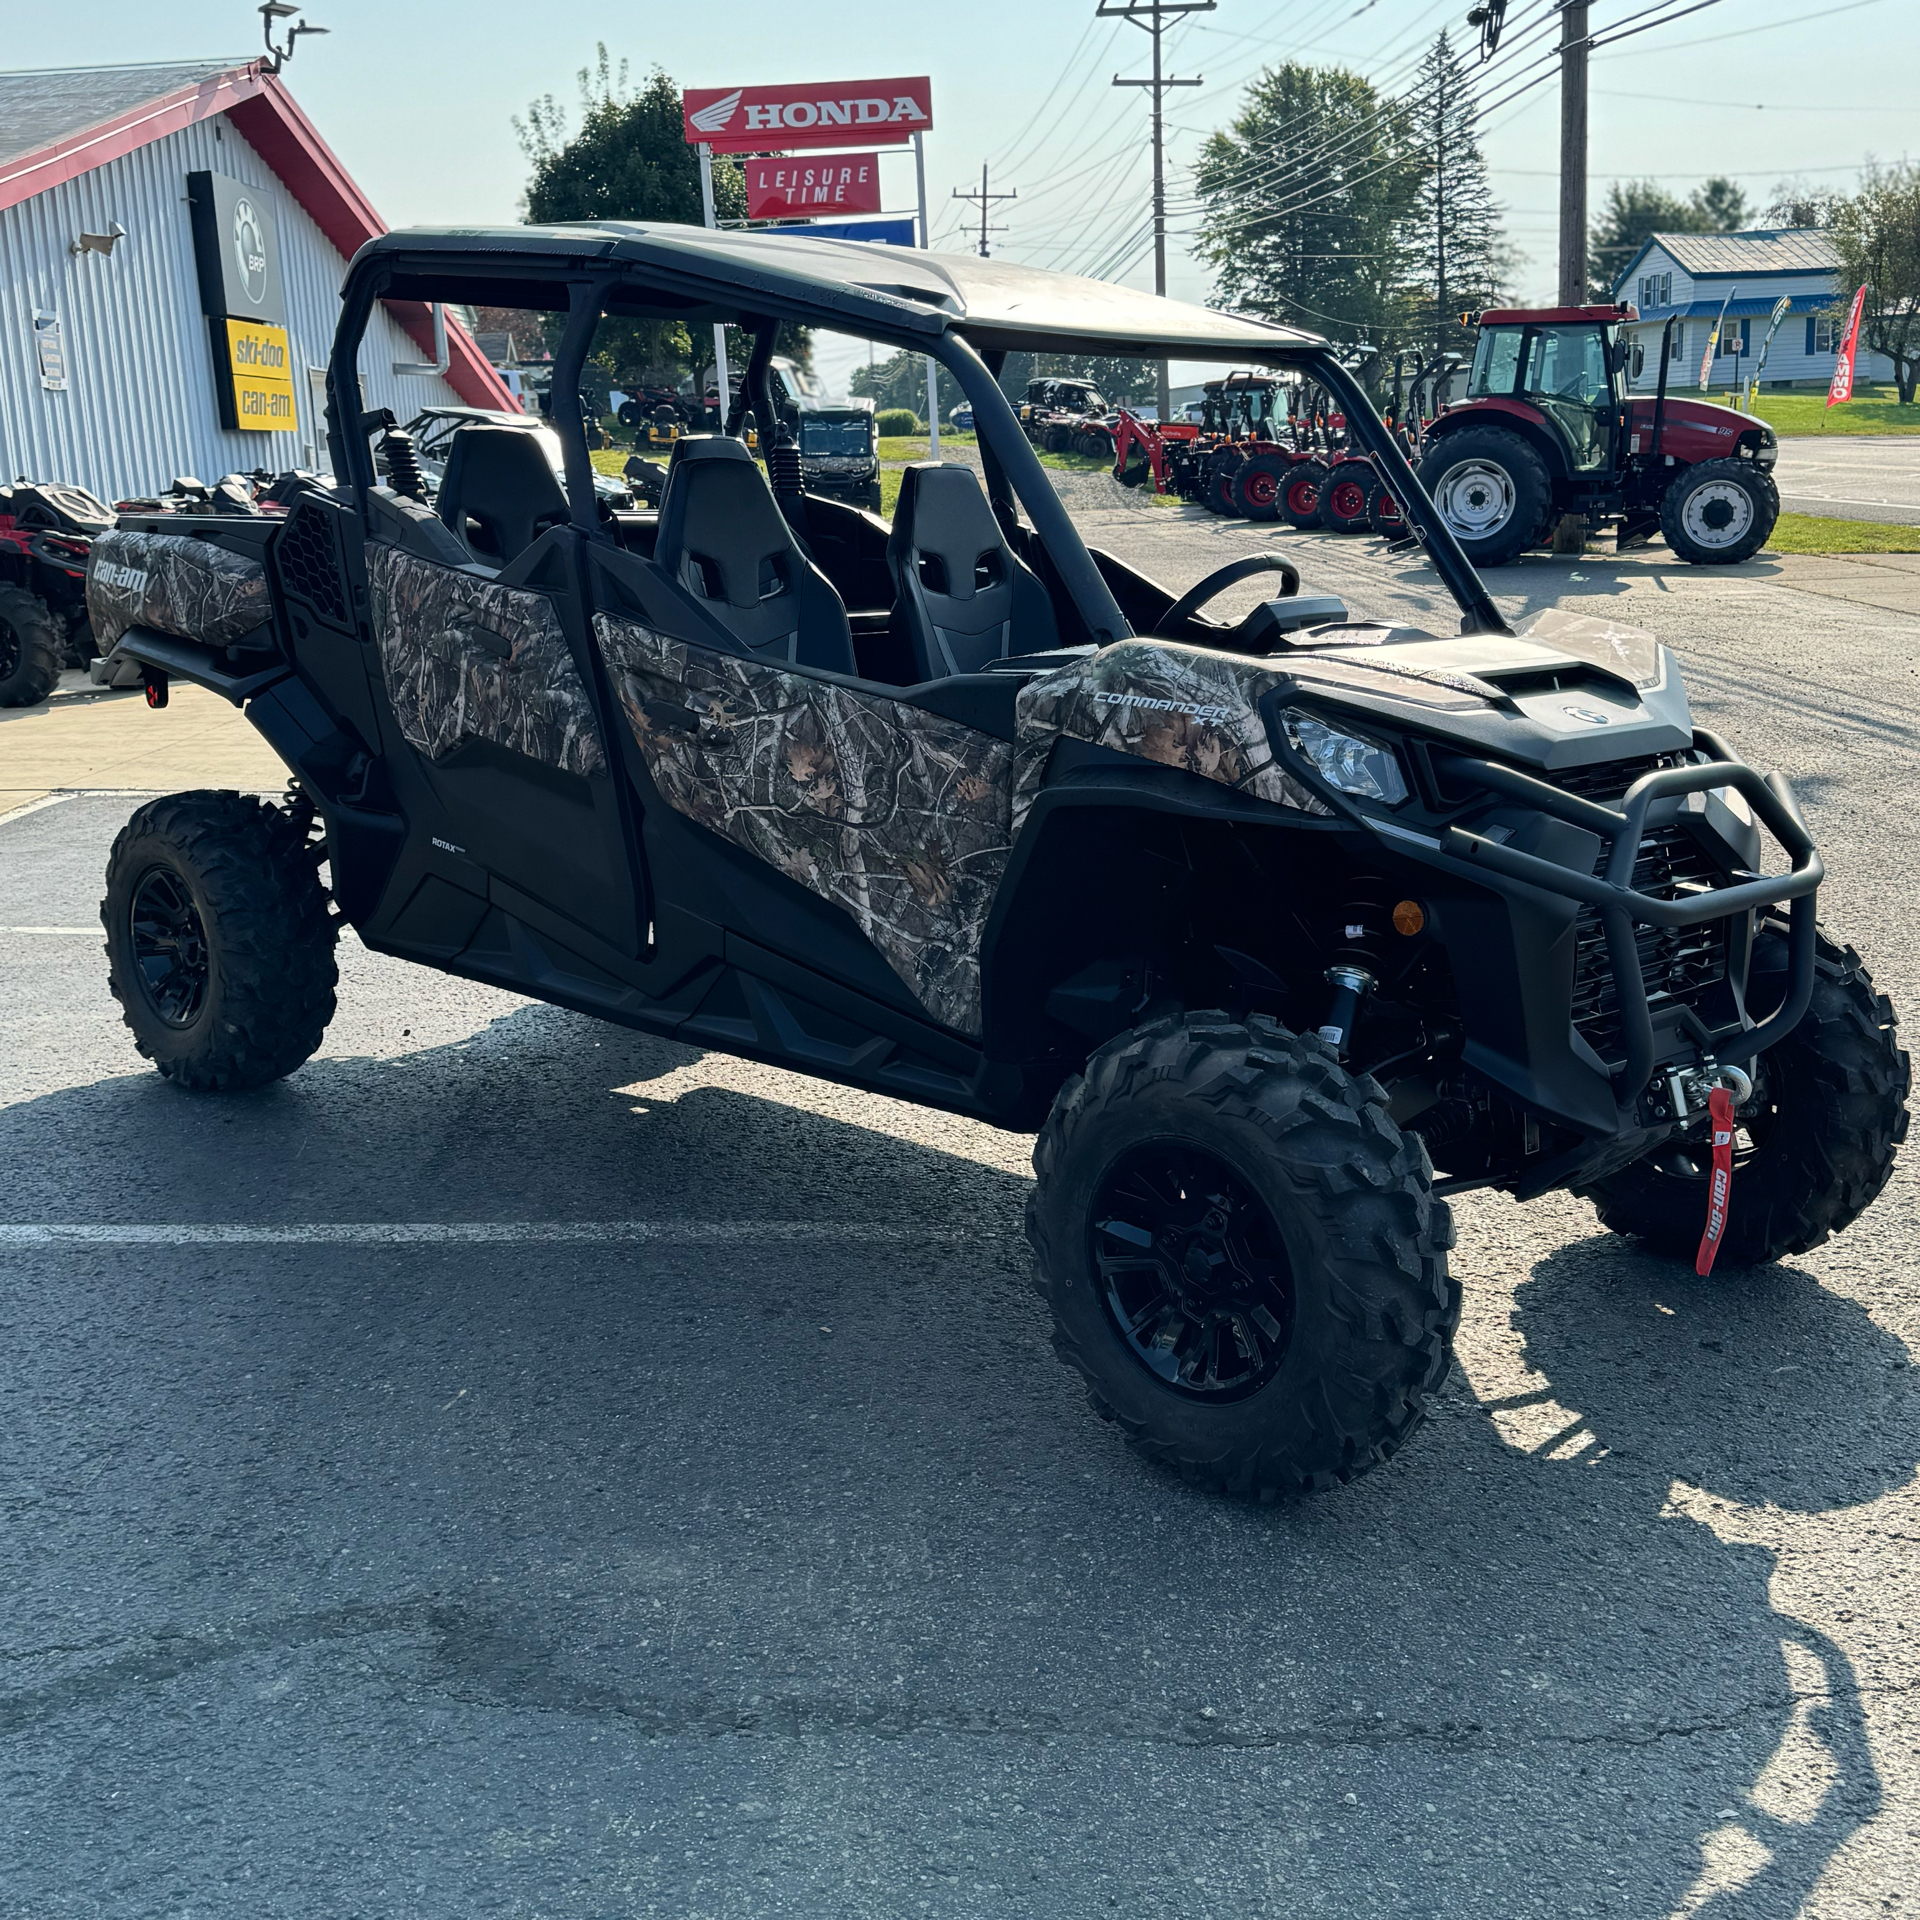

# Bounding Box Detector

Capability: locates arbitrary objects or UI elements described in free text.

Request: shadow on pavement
[0,1005,1910,1916]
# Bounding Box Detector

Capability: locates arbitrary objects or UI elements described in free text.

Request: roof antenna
[260,1,329,74]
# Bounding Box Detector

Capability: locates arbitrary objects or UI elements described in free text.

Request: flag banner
[1698,288,1735,389]
[1827,284,1868,407]
[683,79,932,153]
[745,154,883,219]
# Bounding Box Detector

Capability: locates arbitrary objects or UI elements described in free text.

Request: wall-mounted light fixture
[70,222,126,257]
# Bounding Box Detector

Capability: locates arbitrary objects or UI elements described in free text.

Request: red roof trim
[0,63,515,413]
[0,65,269,211]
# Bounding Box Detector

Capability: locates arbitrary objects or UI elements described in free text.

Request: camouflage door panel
[594,613,1012,1037]
[366,543,605,778]
[86,530,270,650]
[1012,639,1333,832]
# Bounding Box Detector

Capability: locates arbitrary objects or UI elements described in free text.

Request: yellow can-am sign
[221,318,297,433]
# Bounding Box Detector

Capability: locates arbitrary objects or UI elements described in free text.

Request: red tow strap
[1695,1086,1736,1276]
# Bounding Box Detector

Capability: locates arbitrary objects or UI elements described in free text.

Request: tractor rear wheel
[0,584,64,708]
[1205,449,1245,516]
[1279,459,1329,530]
[1230,453,1289,522]
[1365,477,1405,538]
[1660,457,1778,564]
[1417,428,1552,567]
[1322,465,1374,533]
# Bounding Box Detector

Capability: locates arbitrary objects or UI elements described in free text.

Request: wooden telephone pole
[1100,0,1213,421]
[1557,1,1590,305]
[952,164,1017,257]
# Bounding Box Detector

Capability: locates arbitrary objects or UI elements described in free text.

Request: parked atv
[0,479,116,703]
[1418,303,1779,566]
[85,226,1906,1501]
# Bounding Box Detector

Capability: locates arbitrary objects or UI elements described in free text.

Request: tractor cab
[1464,306,1626,471]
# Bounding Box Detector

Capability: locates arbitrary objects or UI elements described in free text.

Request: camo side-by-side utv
[84,227,1907,1498]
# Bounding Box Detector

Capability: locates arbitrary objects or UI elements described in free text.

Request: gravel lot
[2,491,1915,1918]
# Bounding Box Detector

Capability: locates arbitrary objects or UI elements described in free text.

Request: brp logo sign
[231,197,269,306]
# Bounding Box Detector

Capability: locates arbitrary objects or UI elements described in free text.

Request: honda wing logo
[689,90,742,135]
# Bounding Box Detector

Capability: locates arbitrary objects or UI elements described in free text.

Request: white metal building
[0,59,512,502]
[1611,229,1891,393]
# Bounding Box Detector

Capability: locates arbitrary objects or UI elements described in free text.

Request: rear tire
[1279,459,1329,530]
[1322,464,1374,533]
[1205,448,1244,515]
[1579,928,1908,1265]
[1417,428,1553,567]
[0,584,64,708]
[1660,457,1778,564]
[1365,477,1405,538]
[1229,452,1289,523]
[1028,1013,1459,1498]
[102,790,338,1091]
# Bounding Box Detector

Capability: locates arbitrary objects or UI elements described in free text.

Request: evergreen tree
[1193,63,1421,356]
[1396,32,1506,357]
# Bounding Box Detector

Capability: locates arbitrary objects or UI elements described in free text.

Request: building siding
[0,110,462,501]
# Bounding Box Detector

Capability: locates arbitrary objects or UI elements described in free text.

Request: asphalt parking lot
[1773,435,1920,527]
[3,492,1916,1918]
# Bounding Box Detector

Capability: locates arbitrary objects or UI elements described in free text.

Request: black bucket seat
[436,426,570,565]
[653,436,855,675]
[886,462,1058,679]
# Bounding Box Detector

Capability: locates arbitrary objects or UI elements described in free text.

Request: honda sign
[682,77,933,153]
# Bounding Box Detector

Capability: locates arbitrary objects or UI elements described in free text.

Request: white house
[1610,228,1889,393]
[0,58,513,502]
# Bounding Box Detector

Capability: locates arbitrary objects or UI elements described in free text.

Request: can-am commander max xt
[85,226,1907,1498]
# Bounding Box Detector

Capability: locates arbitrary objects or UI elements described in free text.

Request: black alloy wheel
[128,863,211,1028]
[1091,1141,1295,1401]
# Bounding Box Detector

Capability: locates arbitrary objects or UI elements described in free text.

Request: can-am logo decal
[1102,695,1236,723]
[1562,704,1612,725]
[682,77,933,153]
[95,561,148,592]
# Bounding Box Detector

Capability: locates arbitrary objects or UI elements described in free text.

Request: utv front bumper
[1329,732,1821,1170]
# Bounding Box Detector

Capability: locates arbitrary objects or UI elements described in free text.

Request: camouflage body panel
[366,543,606,779]
[1012,638,1334,832]
[595,614,1013,1037]
[86,530,270,650]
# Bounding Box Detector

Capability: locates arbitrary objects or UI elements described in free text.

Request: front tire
[1580,929,1908,1265]
[1028,1014,1459,1498]
[1366,476,1405,538]
[1322,463,1374,533]
[102,791,338,1091]
[1229,452,1288,522]
[1418,428,1553,567]
[1279,459,1329,530]
[0,584,64,707]
[1660,457,1778,564]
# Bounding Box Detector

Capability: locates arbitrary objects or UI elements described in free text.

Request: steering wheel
[1154,554,1301,635]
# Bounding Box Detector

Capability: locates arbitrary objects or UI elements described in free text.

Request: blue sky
[24,1,1915,318]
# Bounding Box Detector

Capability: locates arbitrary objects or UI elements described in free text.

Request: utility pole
[1101,0,1213,422]
[1557,1,1590,305]
[952,163,1017,258]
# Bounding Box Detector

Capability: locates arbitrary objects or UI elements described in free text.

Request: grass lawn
[1763,512,1920,553]
[1684,383,1920,436]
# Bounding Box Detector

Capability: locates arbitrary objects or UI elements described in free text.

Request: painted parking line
[0,1221,969,1247]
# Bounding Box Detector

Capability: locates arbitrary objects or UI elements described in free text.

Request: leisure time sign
[681,77,933,153]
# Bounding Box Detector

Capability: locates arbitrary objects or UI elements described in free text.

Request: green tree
[1193,63,1421,356]
[1828,163,1920,402]
[1396,31,1506,356]
[515,49,753,394]
[1588,175,1749,299]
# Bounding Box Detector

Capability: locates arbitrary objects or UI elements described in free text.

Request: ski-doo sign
[682,77,932,153]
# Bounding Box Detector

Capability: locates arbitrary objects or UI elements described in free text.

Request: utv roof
[351,222,1322,362]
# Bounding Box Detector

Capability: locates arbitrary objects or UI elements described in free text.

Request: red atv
[1416,303,1779,566]
[0,479,116,706]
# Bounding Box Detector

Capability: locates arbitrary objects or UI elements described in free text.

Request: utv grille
[272,499,350,627]
[1559,755,1728,1065]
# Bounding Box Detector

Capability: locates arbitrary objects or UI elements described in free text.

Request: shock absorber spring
[1318,887,1395,1055]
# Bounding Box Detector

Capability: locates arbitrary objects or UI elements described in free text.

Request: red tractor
[1415,303,1779,566]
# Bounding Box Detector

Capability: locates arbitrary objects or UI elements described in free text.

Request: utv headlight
[1282,713,1408,804]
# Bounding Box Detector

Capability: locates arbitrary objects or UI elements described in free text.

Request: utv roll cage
[325,224,1508,641]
